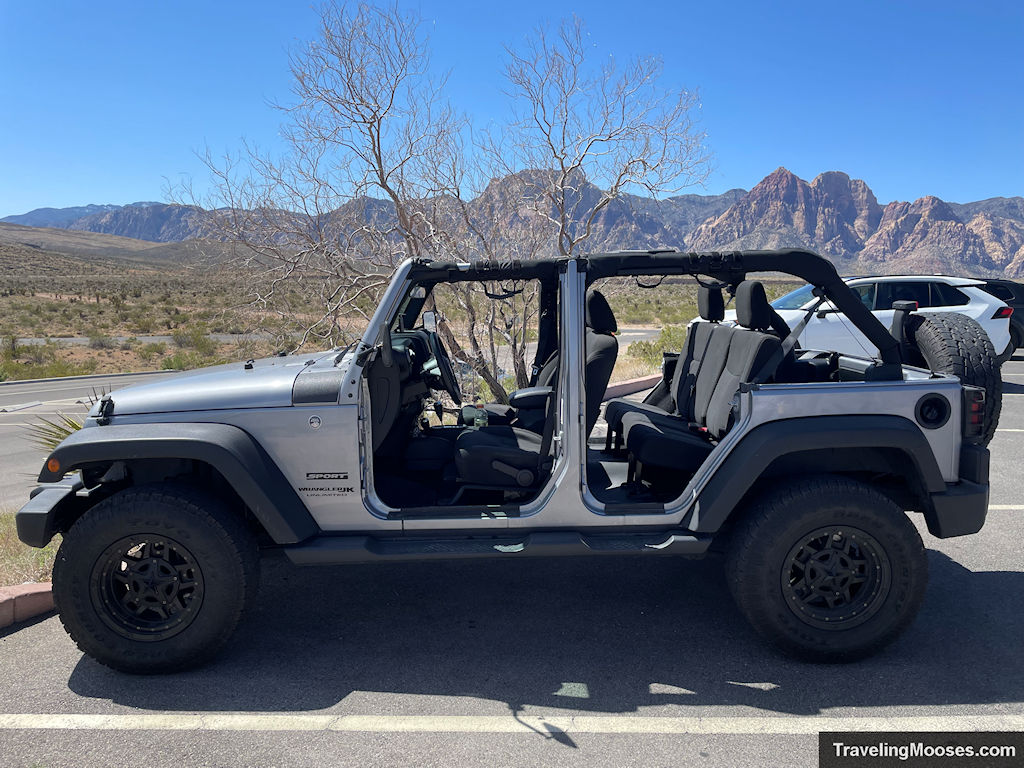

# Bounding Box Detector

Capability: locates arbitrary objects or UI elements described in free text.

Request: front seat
[582,289,619,437]
[471,289,618,434]
[453,290,618,488]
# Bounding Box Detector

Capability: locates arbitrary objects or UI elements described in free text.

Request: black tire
[907,312,1001,445]
[52,483,258,674]
[726,476,927,662]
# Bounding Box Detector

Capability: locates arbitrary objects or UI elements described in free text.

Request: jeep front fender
[32,422,318,545]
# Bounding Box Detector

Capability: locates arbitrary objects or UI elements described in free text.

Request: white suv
[767,275,1014,361]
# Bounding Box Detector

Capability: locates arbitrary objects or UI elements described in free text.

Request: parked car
[979,278,1024,355]
[764,275,1014,361]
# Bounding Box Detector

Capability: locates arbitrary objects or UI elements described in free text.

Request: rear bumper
[924,444,989,538]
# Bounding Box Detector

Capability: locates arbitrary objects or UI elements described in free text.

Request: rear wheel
[907,312,1001,445]
[52,483,258,674]
[726,476,927,662]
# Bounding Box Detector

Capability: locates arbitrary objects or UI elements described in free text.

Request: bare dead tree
[173,6,711,403]
[175,2,463,352]
[484,16,711,257]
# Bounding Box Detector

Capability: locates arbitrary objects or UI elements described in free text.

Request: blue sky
[1,0,1021,216]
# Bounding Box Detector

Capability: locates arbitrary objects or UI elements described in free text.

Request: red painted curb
[603,374,661,401]
[0,583,54,629]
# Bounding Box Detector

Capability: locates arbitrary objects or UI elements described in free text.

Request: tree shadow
[68,550,1024,716]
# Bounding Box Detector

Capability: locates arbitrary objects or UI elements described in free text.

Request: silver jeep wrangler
[16,249,995,673]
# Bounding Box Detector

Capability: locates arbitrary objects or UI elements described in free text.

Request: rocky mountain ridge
[4,170,1022,276]
[686,168,1024,277]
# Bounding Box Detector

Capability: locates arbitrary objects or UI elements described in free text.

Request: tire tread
[52,482,258,674]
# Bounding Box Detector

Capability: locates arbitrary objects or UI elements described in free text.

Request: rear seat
[622,281,782,478]
[603,286,725,451]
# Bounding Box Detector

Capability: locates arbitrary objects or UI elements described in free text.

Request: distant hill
[0,222,206,266]
[1,202,160,229]
[68,203,210,242]
[2,186,746,249]
[4,169,1022,277]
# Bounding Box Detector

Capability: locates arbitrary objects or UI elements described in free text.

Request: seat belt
[751,296,826,384]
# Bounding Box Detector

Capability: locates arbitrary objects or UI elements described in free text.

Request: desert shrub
[88,335,117,350]
[627,324,690,367]
[161,349,226,371]
[138,342,167,362]
[0,356,96,381]
[172,326,217,355]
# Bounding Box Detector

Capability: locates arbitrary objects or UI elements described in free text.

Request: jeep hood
[95,351,351,416]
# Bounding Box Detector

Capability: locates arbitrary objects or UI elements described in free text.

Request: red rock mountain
[687,168,1024,276]
[686,168,882,259]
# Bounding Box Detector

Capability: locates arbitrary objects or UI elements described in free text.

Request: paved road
[0,372,178,508]
[0,357,1022,767]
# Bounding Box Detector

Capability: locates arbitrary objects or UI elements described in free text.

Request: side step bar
[283,530,712,566]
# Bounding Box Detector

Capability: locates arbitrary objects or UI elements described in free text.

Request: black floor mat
[585,446,640,504]
[374,472,439,507]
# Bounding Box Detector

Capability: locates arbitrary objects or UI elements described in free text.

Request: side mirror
[422,310,438,333]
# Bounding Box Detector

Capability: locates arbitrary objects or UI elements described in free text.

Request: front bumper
[924,444,989,538]
[14,477,84,548]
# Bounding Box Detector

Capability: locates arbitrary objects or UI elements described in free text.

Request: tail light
[992,306,1014,319]
[962,386,986,443]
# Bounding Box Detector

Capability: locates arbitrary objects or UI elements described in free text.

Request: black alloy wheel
[91,536,205,641]
[781,526,889,631]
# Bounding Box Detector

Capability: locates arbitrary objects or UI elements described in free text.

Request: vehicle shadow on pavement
[1001,381,1024,394]
[67,550,1023,716]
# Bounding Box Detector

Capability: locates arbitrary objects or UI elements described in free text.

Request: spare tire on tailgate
[907,312,1001,445]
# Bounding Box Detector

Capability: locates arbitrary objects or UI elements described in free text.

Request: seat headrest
[697,286,724,322]
[585,289,617,334]
[735,281,772,330]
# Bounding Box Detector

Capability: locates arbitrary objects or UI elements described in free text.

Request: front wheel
[726,476,927,662]
[52,483,258,674]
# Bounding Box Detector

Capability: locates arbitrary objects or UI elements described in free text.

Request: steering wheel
[426,331,462,405]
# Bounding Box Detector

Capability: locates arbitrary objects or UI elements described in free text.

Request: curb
[603,374,661,401]
[0,583,54,630]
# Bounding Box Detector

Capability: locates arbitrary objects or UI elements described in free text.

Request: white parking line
[989,505,1024,510]
[0,713,1021,734]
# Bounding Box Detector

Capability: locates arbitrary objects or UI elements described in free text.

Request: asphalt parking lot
[1,361,1023,767]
